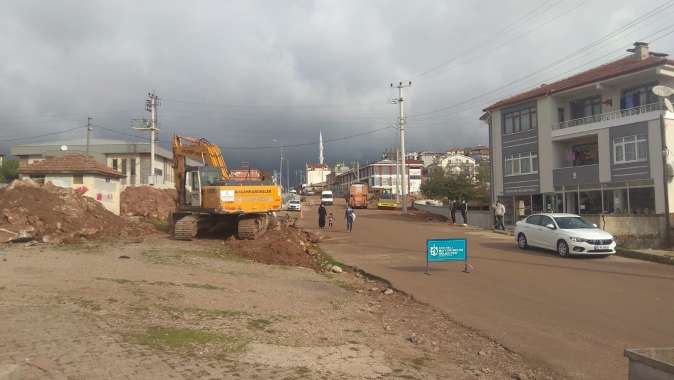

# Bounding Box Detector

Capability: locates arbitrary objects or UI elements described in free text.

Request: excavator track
[237,214,269,240]
[173,215,199,240]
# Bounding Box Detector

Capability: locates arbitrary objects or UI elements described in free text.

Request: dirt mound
[224,218,327,271]
[0,179,154,244]
[121,186,177,221]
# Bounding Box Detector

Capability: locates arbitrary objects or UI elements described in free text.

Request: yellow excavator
[169,135,282,240]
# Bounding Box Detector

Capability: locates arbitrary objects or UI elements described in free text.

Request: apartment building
[483,43,674,231]
[330,159,423,197]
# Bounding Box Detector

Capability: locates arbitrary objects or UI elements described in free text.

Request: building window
[504,152,538,176]
[130,159,136,175]
[558,108,565,123]
[570,143,598,166]
[73,175,83,184]
[112,159,118,171]
[621,84,658,109]
[503,106,537,135]
[571,95,602,119]
[614,135,647,164]
[121,158,127,175]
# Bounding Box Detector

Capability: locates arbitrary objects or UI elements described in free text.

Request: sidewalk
[488,225,674,265]
[617,247,674,266]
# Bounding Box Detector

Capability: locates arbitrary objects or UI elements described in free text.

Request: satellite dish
[665,98,674,113]
[652,85,674,97]
[60,145,68,151]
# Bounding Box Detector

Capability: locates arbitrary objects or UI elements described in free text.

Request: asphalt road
[301,200,674,380]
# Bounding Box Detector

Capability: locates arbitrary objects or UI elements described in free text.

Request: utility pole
[391,81,411,213]
[134,92,159,185]
[279,145,284,191]
[396,149,401,203]
[86,117,93,156]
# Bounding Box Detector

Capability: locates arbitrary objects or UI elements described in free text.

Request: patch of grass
[247,318,272,331]
[182,282,223,290]
[133,326,248,353]
[162,306,249,319]
[73,299,102,312]
[149,280,179,287]
[333,279,357,292]
[146,219,169,233]
[409,356,431,370]
[95,277,144,285]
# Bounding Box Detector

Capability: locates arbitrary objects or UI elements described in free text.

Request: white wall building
[18,154,124,215]
[11,138,178,189]
[305,163,331,187]
[437,154,477,179]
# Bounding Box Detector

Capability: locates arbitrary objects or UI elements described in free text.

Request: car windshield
[554,217,595,229]
[321,194,331,198]
[290,201,300,204]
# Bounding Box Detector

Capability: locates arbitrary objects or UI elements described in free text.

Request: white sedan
[514,213,616,257]
[287,199,302,211]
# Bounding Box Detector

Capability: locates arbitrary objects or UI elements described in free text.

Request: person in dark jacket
[449,200,457,224]
[459,199,468,224]
[318,203,327,229]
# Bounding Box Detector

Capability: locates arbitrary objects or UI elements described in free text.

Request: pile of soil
[120,186,177,221]
[224,218,326,271]
[0,179,154,244]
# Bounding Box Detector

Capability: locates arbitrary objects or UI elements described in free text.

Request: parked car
[514,213,616,257]
[287,199,301,211]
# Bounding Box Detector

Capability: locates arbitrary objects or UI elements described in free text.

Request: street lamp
[652,85,673,246]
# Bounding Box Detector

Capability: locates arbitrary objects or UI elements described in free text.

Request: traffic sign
[426,238,470,274]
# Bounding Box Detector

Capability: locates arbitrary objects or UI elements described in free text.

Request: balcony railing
[555,102,664,130]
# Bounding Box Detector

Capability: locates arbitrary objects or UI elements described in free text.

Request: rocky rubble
[0,179,154,244]
[120,186,177,222]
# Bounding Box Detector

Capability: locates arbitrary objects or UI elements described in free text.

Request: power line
[0,125,85,142]
[216,124,397,151]
[408,1,674,119]
[416,0,578,78]
[161,97,386,109]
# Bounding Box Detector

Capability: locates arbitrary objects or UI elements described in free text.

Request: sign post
[426,238,470,274]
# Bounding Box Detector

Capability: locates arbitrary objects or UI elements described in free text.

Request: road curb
[616,249,674,266]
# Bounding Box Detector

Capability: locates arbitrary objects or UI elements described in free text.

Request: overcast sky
[2,0,674,184]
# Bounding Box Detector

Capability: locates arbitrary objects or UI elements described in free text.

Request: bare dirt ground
[0,234,557,379]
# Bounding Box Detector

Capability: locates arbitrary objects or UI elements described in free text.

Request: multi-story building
[447,147,467,156]
[11,138,179,188]
[469,145,490,162]
[330,159,423,196]
[304,163,331,188]
[483,42,674,232]
[436,154,477,180]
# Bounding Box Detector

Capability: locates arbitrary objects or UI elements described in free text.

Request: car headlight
[569,236,587,243]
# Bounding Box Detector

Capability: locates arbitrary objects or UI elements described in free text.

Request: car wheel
[517,233,528,249]
[557,240,569,257]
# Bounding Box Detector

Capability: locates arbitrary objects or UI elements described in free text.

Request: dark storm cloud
[1,0,672,182]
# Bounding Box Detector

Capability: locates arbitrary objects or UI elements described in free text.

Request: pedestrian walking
[328,212,335,229]
[345,206,355,232]
[318,203,327,230]
[495,201,506,231]
[449,200,457,224]
[459,199,468,224]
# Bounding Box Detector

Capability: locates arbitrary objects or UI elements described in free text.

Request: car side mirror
[592,223,598,228]
[545,223,556,230]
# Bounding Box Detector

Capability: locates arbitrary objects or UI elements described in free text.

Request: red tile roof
[484,55,674,111]
[19,154,125,178]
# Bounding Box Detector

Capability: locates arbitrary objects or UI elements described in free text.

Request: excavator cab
[184,168,202,207]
